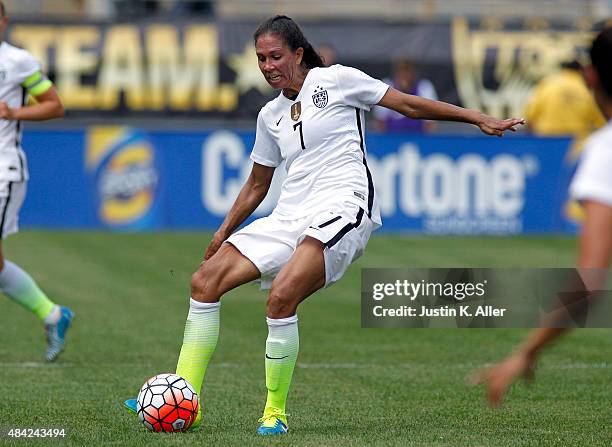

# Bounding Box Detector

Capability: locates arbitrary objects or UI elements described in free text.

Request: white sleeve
[569,137,612,207]
[334,65,389,111]
[14,50,41,85]
[250,110,282,167]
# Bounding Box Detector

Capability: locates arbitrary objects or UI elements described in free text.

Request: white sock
[43,305,61,325]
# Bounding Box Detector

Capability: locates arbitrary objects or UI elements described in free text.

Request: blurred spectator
[373,58,438,132]
[317,43,337,67]
[169,0,212,15]
[113,0,212,17]
[525,59,607,223]
[525,59,606,159]
[114,0,159,16]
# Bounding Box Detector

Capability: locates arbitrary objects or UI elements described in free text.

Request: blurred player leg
[0,258,56,320]
[0,181,73,361]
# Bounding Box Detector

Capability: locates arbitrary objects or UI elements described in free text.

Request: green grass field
[1,231,611,446]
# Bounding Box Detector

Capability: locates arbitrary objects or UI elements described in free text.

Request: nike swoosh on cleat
[276,116,283,126]
[265,354,289,360]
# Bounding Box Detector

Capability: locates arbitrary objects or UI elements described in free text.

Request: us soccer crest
[312,85,328,108]
[291,101,301,121]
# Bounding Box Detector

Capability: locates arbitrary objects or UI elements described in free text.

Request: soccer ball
[136,373,199,432]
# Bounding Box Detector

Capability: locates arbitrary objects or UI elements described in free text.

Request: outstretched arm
[377,87,525,136]
[0,86,64,121]
[204,162,276,260]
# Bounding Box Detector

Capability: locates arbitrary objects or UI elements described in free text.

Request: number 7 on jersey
[293,121,306,150]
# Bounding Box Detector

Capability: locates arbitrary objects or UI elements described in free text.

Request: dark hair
[591,27,612,97]
[0,1,5,17]
[253,15,324,69]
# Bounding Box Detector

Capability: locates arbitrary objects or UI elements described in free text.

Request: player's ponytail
[254,15,325,69]
[301,42,325,69]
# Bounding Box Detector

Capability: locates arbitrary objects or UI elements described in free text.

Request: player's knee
[267,280,298,318]
[190,263,222,302]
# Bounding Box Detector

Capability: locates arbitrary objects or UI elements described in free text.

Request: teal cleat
[124,398,137,415]
[45,306,74,362]
[257,415,288,436]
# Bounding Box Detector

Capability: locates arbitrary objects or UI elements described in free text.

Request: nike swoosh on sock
[265,354,289,360]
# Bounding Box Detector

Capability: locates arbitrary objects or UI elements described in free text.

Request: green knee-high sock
[0,260,55,320]
[263,315,299,424]
[175,298,220,398]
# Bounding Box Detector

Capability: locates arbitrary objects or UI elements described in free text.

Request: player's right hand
[204,231,226,260]
[0,101,15,120]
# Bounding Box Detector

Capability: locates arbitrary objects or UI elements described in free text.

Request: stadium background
[6,0,611,235]
[2,1,612,446]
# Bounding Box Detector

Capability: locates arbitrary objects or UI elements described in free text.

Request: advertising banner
[6,18,605,119]
[21,128,575,234]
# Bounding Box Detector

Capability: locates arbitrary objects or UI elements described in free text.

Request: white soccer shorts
[0,181,26,239]
[227,202,375,289]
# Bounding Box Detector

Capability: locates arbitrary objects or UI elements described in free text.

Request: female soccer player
[126,15,524,434]
[0,1,72,362]
[474,27,612,408]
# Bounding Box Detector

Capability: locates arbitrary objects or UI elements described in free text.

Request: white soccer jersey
[570,120,612,207]
[251,64,389,225]
[0,42,44,182]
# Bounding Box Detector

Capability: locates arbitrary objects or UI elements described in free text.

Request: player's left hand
[478,114,525,137]
[0,101,16,120]
[468,351,536,407]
